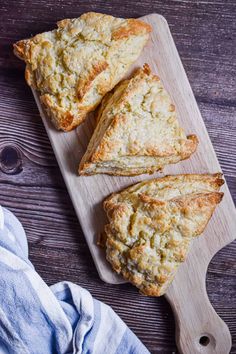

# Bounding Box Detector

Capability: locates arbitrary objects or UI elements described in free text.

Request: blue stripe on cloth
[53,287,80,332]
[115,328,150,354]
[0,307,30,354]
[0,263,59,354]
[81,299,101,353]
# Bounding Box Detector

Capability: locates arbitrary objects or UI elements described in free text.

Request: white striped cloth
[0,206,150,354]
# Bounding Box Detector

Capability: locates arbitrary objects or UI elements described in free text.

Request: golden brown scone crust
[103,173,224,296]
[13,12,151,131]
[79,64,198,175]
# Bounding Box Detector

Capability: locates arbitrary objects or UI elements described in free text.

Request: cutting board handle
[166,262,232,354]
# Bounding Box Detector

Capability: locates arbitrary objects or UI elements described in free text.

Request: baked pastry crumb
[103,173,224,296]
[79,64,198,176]
[13,12,151,131]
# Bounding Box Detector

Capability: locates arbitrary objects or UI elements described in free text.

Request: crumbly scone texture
[103,173,224,296]
[79,64,198,175]
[13,12,151,131]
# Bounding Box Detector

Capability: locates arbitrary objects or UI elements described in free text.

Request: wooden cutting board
[32,14,236,354]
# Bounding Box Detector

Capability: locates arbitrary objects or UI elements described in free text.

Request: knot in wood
[0,146,23,175]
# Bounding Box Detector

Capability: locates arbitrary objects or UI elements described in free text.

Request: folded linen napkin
[0,206,150,354]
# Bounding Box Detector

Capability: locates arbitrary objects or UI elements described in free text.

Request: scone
[13,12,151,131]
[79,64,198,176]
[103,173,224,296]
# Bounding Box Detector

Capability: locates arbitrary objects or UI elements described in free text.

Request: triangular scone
[79,64,198,175]
[13,13,151,131]
[103,174,224,296]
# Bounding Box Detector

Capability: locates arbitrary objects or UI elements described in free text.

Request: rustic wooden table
[0,1,235,353]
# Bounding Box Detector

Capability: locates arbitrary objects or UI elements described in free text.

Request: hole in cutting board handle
[199,336,210,346]
[197,333,216,351]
